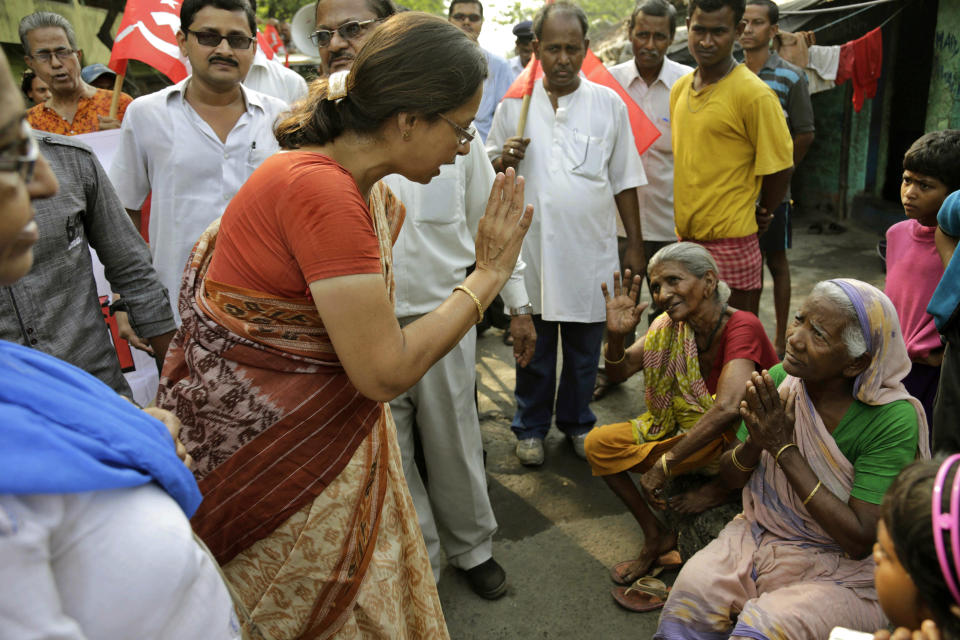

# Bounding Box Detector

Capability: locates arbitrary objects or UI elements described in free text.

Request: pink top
[884,219,943,360]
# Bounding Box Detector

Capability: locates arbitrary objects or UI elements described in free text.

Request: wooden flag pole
[108,72,125,119]
[515,93,532,138]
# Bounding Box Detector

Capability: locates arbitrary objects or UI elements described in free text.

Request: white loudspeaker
[290,3,318,56]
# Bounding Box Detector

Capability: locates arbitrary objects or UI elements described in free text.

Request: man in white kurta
[109,1,289,324]
[384,140,533,599]
[486,3,646,466]
[243,47,308,104]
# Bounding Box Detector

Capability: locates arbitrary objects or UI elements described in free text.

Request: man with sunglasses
[20,12,133,135]
[448,0,513,142]
[313,0,534,600]
[109,0,288,326]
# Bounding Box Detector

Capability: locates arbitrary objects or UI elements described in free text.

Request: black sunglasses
[184,29,255,50]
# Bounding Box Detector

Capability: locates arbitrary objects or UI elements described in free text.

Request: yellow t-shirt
[670,64,793,241]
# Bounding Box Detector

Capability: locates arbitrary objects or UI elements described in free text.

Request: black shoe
[463,558,507,600]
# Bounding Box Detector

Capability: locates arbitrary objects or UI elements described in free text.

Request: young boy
[884,130,960,431]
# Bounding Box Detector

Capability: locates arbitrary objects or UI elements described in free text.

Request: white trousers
[389,321,496,580]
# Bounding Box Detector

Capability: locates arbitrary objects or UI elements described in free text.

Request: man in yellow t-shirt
[670,0,793,314]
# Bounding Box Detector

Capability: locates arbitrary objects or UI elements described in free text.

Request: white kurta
[244,48,308,104]
[609,57,692,242]
[486,78,647,323]
[109,79,289,324]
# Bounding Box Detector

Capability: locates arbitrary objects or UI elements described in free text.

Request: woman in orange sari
[157,13,533,639]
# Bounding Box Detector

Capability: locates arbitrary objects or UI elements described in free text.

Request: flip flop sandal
[824,222,847,235]
[611,576,671,613]
[609,549,684,586]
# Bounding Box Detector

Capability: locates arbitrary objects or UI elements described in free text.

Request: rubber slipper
[824,222,847,235]
[808,222,823,234]
[611,577,671,613]
[609,549,684,585]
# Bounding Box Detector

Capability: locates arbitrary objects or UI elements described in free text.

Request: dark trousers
[512,316,605,440]
[934,321,960,453]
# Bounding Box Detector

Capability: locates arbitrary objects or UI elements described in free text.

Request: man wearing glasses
[313,0,534,600]
[448,0,513,142]
[109,0,288,326]
[20,12,133,135]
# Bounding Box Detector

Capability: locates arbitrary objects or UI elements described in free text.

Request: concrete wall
[2,0,118,65]
[925,2,960,131]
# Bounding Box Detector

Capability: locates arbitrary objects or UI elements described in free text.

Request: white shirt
[609,57,692,241]
[487,79,647,323]
[110,79,289,323]
[509,56,525,79]
[0,485,240,639]
[244,48,308,104]
[475,49,515,143]
[385,142,528,317]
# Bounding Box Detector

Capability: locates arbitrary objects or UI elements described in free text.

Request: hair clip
[327,69,350,102]
[932,453,960,606]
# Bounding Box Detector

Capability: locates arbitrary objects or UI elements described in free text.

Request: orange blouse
[27,89,133,135]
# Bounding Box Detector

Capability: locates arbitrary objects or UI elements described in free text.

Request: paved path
[436,219,887,639]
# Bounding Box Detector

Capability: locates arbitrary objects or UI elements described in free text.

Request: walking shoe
[463,558,508,600]
[570,433,588,460]
[515,438,544,466]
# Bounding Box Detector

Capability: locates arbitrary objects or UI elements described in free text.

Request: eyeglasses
[29,48,77,64]
[0,120,39,183]
[310,19,380,48]
[451,13,482,22]
[437,113,475,146]
[184,29,255,50]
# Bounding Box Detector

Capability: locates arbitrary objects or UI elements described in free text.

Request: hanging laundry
[835,27,883,112]
[776,31,810,68]
[807,45,842,94]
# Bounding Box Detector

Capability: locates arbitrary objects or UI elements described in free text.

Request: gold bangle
[731,444,757,473]
[453,285,484,324]
[802,480,822,506]
[661,454,671,478]
[603,343,626,364]
[775,442,798,465]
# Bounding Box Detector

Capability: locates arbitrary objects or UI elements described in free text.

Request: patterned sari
[158,183,448,639]
[655,280,931,640]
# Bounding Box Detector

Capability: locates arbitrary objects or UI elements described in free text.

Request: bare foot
[670,480,735,515]
[615,532,678,583]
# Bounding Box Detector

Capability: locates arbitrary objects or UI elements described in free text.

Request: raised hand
[739,370,796,455]
[475,167,534,282]
[601,269,647,336]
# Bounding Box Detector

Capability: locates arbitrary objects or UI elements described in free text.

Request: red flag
[256,31,275,60]
[262,23,286,57]
[109,0,188,82]
[501,49,660,156]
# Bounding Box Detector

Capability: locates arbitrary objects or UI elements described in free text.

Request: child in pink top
[884,130,960,430]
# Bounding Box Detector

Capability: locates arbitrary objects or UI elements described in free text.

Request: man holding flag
[109,0,288,325]
[487,1,647,467]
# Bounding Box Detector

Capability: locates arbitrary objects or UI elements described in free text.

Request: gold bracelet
[453,285,484,324]
[603,343,626,364]
[731,444,757,473]
[775,442,798,465]
[802,480,822,506]
[660,454,671,478]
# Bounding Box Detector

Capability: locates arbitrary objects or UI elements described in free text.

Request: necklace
[699,303,729,353]
[686,59,737,114]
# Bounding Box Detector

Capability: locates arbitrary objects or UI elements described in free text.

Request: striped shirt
[757,51,815,135]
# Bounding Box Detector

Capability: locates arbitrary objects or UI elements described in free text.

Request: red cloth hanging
[835,27,883,112]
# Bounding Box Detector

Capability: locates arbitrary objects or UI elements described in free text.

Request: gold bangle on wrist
[660,454,671,478]
[603,343,626,364]
[731,444,757,473]
[775,442,798,465]
[453,285,484,324]
[802,480,822,506]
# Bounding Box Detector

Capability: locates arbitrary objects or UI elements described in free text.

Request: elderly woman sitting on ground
[585,243,779,601]
[654,279,931,640]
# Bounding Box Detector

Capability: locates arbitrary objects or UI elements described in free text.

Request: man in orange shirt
[20,12,133,135]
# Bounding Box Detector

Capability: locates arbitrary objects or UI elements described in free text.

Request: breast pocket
[563,129,606,181]
[412,170,461,225]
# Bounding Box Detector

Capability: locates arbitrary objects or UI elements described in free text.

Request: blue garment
[475,48,515,143]
[928,190,960,331]
[512,316,604,439]
[0,340,202,517]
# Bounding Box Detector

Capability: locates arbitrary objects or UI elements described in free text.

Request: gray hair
[648,242,731,305]
[810,281,869,359]
[19,12,78,54]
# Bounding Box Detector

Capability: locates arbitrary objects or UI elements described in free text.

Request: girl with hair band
[157,11,532,639]
[869,455,960,640]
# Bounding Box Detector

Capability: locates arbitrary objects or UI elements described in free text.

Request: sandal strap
[624,576,669,600]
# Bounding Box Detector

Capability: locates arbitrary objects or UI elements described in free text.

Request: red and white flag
[502,49,661,156]
[109,0,188,82]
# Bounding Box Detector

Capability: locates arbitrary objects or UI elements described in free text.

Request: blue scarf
[0,340,202,517]
[928,190,960,332]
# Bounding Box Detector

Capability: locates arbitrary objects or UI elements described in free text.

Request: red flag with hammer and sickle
[109,0,188,82]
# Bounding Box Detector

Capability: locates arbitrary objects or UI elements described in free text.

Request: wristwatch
[508,304,534,316]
